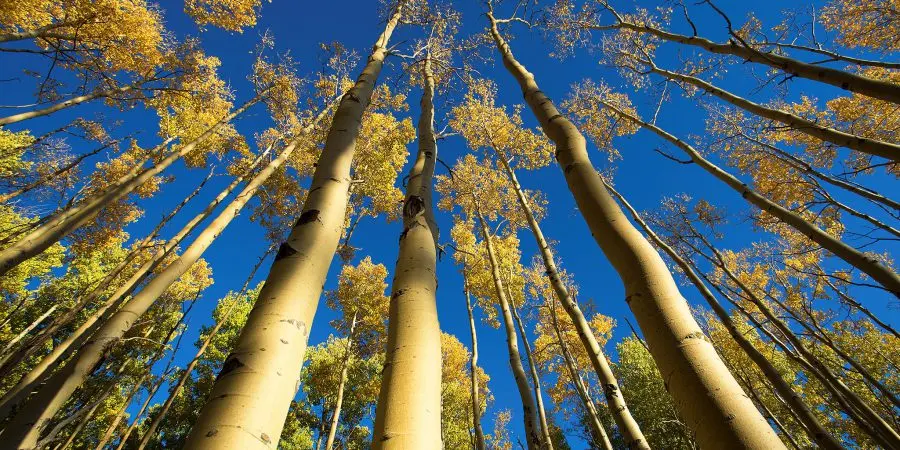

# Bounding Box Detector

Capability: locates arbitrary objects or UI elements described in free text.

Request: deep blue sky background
[2,0,898,447]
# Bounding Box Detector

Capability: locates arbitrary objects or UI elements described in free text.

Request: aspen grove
[0,0,898,448]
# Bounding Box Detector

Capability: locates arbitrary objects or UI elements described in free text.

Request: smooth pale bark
[0,89,266,277]
[486,10,784,449]
[492,148,648,448]
[136,246,274,450]
[96,371,152,449]
[114,372,168,450]
[0,305,57,357]
[54,388,107,450]
[185,10,403,448]
[0,85,134,126]
[1,134,301,449]
[372,52,442,449]
[509,298,554,450]
[601,101,900,297]
[592,19,900,104]
[647,64,900,162]
[475,209,542,450]
[463,270,487,450]
[548,300,614,450]
[323,313,357,450]
[608,182,843,450]
[0,138,111,203]
[0,164,245,422]
[0,170,211,379]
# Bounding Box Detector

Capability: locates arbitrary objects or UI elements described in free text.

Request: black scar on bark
[216,357,245,380]
[294,209,321,228]
[403,195,425,220]
[274,242,298,261]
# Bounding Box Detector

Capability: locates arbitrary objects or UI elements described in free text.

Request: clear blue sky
[2,0,897,447]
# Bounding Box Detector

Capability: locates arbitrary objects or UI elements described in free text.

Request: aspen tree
[0,170,213,381]
[0,156,262,422]
[451,80,648,448]
[584,90,900,297]
[440,331,492,449]
[462,266,488,450]
[186,4,406,448]
[440,162,546,450]
[373,37,443,448]
[0,90,264,277]
[325,258,389,450]
[653,197,900,448]
[1,105,319,447]
[606,182,843,450]
[484,3,784,447]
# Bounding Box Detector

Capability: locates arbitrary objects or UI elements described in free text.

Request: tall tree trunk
[475,208,542,450]
[600,100,900,298]
[372,50,442,449]
[485,9,784,448]
[463,269,487,450]
[510,298,554,449]
[1,129,303,449]
[647,64,900,162]
[548,299,614,450]
[0,163,247,421]
[492,145,648,448]
[736,371,803,450]
[0,305,57,358]
[96,371,152,449]
[136,245,274,450]
[54,386,109,450]
[184,11,404,440]
[0,89,266,277]
[323,313,357,450]
[114,372,168,450]
[0,169,211,379]
[594,19,900,104]
[608,181,845,450]
[0,85,135,126]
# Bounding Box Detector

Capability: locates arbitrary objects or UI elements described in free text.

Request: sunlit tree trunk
[0,89,267,277]
[509,294,554,449]
[372,51,442,449]
[323,312,357,450]
[485,9,784,448]
[608,181,844,449]
[0,85,135,126]
[2,130,303,448]
[548,299,614,450]
[0,163,250,422]
[136,247,274,450]
[493,147,648,448]
[474,207,542,450]
[0,305,57,358]
[0,170,212,379]
[96,370,152,449]
[463,268,487,450]
[600,101,900,298]
[697,237,900,448]
[185,7,404,447]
